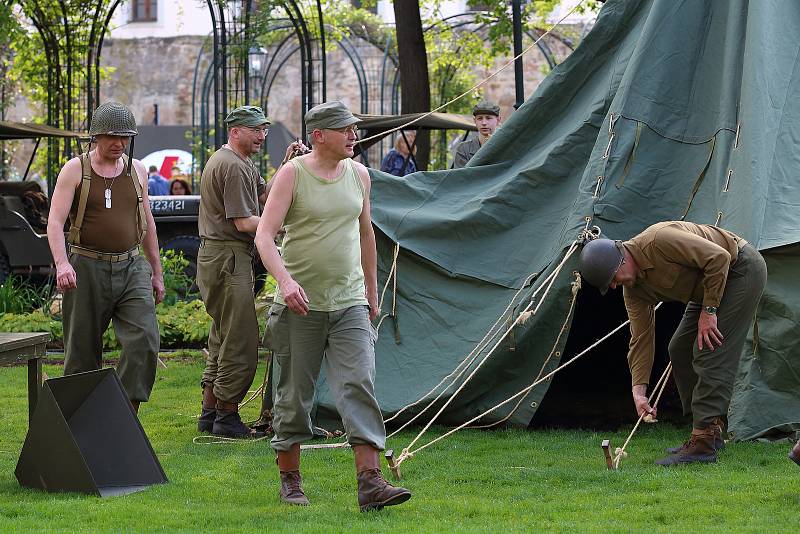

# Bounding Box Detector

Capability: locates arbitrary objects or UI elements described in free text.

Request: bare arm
[46,157,82,291]
[233,215,261,233]
[355,162,378,321]
[134,160,165,304]
[255,162,308,315]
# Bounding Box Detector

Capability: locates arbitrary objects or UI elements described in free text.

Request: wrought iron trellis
[204,0,327,151]
[19,0,123,191]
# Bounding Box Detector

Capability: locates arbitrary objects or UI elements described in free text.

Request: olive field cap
[305,101,361,131]
[89,101,138,137]
[578,238,624,295]
[472,99,500,117]
[225,106,271,128]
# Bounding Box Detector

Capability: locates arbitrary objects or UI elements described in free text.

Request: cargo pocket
[263,303,289,355]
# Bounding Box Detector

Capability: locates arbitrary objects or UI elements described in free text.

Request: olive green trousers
[668,244,767,429]
[265,303,386,452]
[197,239,259,404]
[62,253,159,402]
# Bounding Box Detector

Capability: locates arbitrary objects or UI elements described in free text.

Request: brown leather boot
[789,439,800,467]
[357,468,412,512]
[353,444,411,512]
[656,427,717,466]
[279,471,309,506]
[277,444,309,505]
[666,416,726,453]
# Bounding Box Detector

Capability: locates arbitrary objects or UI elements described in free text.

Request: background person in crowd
[380,130,417,176]
[452,99,502,168]
[147,164,169,195]
[170,177,191,195]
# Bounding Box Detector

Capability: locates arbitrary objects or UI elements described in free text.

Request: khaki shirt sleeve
[624,289,655,386]
[651,226,731,307]
[222,162,259,219]
[256,174,266,197]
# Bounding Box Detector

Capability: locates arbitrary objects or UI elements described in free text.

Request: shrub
[0,275,54,314]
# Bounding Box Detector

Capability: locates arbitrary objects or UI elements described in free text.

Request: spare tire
[160,235,201,297]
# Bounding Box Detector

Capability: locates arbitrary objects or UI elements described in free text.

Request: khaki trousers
[668,244,767,428]
[197,239,259,404]
[62,253,159,402]
[265,303,386,452]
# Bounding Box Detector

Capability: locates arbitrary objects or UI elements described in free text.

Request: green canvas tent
[309,0,800,441]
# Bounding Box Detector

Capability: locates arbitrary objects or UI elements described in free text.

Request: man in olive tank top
[46,101,164,412]
[256,101,412,511]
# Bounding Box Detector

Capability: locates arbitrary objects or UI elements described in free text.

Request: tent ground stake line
[385,449,401,480]
[601,439,615,470]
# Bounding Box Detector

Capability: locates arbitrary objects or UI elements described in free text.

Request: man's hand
[697,310,723,350]
[367,293,379,322]
[280,277,309,315]
[632,384,656,419]
[152,273,165,304]
[281,140,310,165]
[55,262,77,292]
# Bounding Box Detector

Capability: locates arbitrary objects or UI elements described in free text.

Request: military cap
[472,99,501,117]
[89,101,138,137]
[225,106,271,128]
[305,101,361,131]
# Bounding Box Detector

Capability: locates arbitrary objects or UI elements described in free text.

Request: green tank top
[276,157,368,311]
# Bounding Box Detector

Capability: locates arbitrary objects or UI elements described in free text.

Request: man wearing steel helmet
[196,105,307,439]
[452,99,501,168]
[578,221,766,465]
[46,101,164,412]
[256,101,412,511]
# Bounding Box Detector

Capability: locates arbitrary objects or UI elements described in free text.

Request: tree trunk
[393,0,431,170]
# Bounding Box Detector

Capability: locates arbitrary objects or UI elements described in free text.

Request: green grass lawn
[1,358,798,533]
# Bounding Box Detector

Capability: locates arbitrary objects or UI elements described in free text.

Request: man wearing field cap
[578,221,767,466]
[453,99,501,168]
[196,105,272,439]
[256,101,412,511]
[47,101,164,413]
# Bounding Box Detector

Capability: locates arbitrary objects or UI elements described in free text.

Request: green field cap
[305,101,361,131]
[225,106,271,128]
[472,100,501,117]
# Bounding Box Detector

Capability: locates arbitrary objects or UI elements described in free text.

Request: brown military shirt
[622,221,745,386]
[198,147,266,243]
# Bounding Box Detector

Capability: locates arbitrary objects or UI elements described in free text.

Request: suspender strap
[124,153,148,243]
[67,153,93,245]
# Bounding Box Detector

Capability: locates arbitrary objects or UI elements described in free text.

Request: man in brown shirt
[196,105,306,438]
[579,221,767,465]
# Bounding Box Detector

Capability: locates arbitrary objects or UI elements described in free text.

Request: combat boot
[656,427,717,466]
[666,416,726,453]
[357,468,412,512]
[279,471,310,506]
[198,386,217,433]
[789,439,800,467]
[212,401,265,439]
[277,444,309,505]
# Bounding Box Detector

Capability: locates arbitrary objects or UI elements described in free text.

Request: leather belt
[70,245,140,262]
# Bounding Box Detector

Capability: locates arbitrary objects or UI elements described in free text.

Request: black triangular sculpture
[15,368,168,497]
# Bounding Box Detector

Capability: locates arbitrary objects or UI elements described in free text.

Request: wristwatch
[704,306,718,315]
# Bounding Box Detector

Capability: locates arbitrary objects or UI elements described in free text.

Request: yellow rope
[395,242,581,455]
[355,0,588,147]
[394,306,637,466]
[468,273,582,429]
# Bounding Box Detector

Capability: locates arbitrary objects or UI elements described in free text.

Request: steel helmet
[89,101,138,137]
[578,238,624,295]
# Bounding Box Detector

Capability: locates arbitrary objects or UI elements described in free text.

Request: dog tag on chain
[104,188,112,209]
